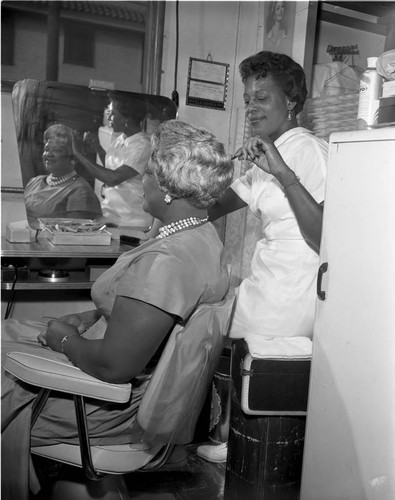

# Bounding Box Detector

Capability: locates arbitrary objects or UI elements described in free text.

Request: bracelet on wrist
[61,334,77,353]
[282,173,300,190]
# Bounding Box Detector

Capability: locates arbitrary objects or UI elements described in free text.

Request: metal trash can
[224,339,307,500]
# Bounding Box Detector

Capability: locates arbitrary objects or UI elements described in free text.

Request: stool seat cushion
[232,339,311,416]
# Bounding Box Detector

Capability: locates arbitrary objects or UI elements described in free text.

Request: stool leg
[224,387,306,500]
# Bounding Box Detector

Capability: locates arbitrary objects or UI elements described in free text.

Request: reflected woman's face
[107,101,127,133]
[42,142,73,176]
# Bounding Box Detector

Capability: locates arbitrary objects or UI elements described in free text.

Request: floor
[122,445,226,500]
[33,444,226,500]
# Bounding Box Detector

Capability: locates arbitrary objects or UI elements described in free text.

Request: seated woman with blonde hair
[24,123,102,228]
[2,119,234,499]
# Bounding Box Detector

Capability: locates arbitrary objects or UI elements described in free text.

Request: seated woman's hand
[39,320,79,353]
[57,313,89,334]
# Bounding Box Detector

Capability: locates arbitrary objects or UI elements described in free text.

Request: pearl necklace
[46,170,77,187]
[157,216,209,239]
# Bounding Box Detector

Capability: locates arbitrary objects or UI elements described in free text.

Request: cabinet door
[301,129,395,500]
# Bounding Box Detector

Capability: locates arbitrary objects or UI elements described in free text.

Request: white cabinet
[301,127,395,500]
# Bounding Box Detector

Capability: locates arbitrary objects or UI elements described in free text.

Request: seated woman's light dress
[229,127,328,354]
[24,173,102,227]
[1,223,228,499]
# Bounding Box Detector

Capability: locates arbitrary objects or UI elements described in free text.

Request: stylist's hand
[83,132,101,153]
[39,320,79,353]
[71,130,85,156]
[233,135,289,179]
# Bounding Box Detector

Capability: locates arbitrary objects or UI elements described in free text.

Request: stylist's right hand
[233,135,288,179]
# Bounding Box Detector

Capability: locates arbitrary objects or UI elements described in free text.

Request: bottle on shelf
[357,57,384,130]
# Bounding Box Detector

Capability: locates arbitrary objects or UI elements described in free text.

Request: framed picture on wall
[263,1,296,56]
[186,58,229,110]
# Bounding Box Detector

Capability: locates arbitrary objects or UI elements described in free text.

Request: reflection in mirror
[12,79,177,230]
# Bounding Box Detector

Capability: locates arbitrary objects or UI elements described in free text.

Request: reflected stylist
[73,93,152,229]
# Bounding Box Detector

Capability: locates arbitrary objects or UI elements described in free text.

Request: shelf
[1,237,130,259]
[1,237,140,291]
[2,271,96,290]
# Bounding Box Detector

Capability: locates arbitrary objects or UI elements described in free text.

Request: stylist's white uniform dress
[101,131,152,228]
[229,128,328,354]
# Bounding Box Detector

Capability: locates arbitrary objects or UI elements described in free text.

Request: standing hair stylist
[73,93,152,229]
[211,51,328,352]
[198,50,328,465]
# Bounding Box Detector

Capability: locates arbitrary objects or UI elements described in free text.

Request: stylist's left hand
[40,320,79,353]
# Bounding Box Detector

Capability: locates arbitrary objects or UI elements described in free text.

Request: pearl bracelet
[282,174,300,190]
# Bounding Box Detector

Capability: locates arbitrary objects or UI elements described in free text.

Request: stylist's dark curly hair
[239,51,308,114]
[108,91,147,125]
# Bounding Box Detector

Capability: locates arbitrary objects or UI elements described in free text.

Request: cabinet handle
[317,262,328,301]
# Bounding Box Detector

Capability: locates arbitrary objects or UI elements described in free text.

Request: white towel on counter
[245,335,312,360]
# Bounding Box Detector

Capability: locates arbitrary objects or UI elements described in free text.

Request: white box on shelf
[5,220,33,243]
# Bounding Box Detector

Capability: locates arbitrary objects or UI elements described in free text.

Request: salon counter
[1,237,132,259]
[1,237,131,290]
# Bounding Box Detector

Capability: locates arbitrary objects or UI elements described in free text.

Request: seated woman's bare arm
[44,297,176,383]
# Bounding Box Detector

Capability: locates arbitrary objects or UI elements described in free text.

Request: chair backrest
[136,297,235,445]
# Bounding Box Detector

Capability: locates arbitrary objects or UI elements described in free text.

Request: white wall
[161,1,261,154]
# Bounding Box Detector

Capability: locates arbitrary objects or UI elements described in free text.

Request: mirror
[12,79,177,230]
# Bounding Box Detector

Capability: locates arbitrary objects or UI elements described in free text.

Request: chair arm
[5,352,132,403]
